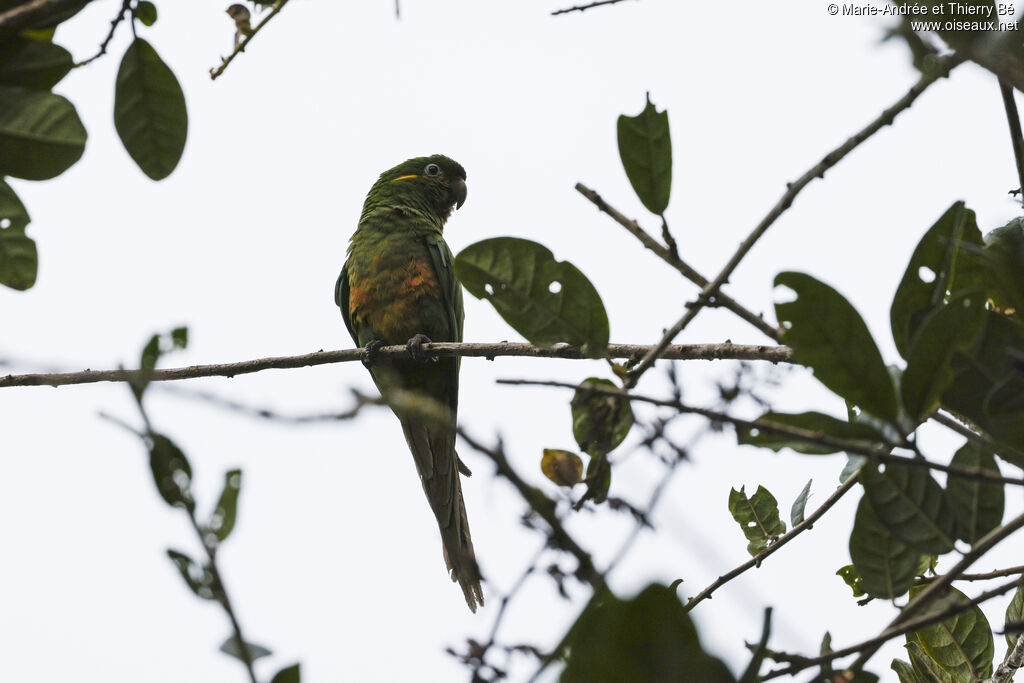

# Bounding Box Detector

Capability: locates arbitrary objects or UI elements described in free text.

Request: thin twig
[621,53,967,389]
[0,342,793,389]
[551,0,633,16]
[456,428,602,588]
[761,575,1024,680]
[684,473,860,613]
[845,510,1024,675]
[999,78,1024,197]
[209,0,289,80]
[73,0,130,67]
[574,183,783,342]
[496,378,1024,487]
[932,410,1024,468]
[917,564,1024,584]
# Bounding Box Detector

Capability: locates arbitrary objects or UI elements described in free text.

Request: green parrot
[335,155,483,611]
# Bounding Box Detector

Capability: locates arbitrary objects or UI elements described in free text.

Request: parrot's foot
[362,340,386,367]
[406,334,437,363]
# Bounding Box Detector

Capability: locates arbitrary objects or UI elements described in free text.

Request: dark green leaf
[561,585,736,683]
[0,38,72,89]
[835,564,865,598]
[0,84,86,180]
[135,327,189,398]
[580,452,610,506]
[140,333,161,372]
[946,442,1003,545]
[862,463,955,555]
[114,38,187,180]
[891,201,982,358]
[271,664,301,683]
[908,585,994,680]
[1006,584,1023,649]
[941,311,1024,468]
[737,410,886,455]
[209,469,241,542]
[571,378,634,456]
[454,238,609,354]
[166,549,218,601]
[728,486,786,556]
[790,479,812,527]
[849,496,919,599]
[891,658,931,683]
[905,640,954,683]
[170,326,188,349]
[775,272,898,421]
[0,179,36,290]
[219,635,272,662]
[617,93,672,215]
[901,289,986,420]
[977,217,1024,316]
[149,434,194,510]
[134,1,157,26]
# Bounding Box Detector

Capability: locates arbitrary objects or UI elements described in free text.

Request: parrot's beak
[450,177,467,210]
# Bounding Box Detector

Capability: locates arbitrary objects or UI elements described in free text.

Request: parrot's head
[364,154,468,224]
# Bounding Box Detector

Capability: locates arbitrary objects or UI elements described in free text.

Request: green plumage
[336,155,483,611]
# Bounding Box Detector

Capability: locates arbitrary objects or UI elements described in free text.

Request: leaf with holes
[0,179,35,290]
[835,564,865,597]
[210,469,242,542]
[946,442,1003,545]
[617,93,672,215]
[908,585,994,680]
[891,202,983,358]
[561,585,736,683]
[149,434,194,511]
[220,635,273,662]
[737,410,887,455]
[861,463,955,555]
[0,37,72,90]
[114,38,187,180]
[454,237,609,355]
[900,289,986,421]
[790,479,812,526]
[541,449,583,487]
[775,272,899,422]
[571,378,634,456]
[166,549,220,601]
[728,486,786,556]
[848,496,919,599]
[271,664,301,683]
[0,84,86,180]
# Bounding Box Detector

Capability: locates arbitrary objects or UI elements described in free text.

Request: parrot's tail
[400,418,484,612]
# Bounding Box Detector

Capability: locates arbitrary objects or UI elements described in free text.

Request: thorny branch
[621,52,966,389]
[0,342,793,389]
[209,0,289,80]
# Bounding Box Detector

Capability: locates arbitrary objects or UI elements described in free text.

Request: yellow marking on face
[393,174,419,181]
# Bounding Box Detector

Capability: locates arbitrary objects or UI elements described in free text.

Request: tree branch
[988,624,1024,683]
[761,575,1024,680]
[551,0,634,16]
[497,378,1024,487]
[209,0,289,81]
[0,341,793,389]
[73,0,130,68]
[684,472,861,613]
[574,182,783,343]
[1000,77,1024,196]
[621,52,966,389]
[932,410,1024,467]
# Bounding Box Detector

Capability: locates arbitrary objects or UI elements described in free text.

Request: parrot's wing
[335,260,358,346]
[424,233,464,343]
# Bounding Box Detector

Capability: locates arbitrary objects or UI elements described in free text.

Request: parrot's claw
[406,334,437,363]
[362,340,386,367]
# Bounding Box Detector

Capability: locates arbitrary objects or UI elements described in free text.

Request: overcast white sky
[3,1,1024,681]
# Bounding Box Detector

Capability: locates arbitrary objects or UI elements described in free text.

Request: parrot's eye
[424,163,441,176]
